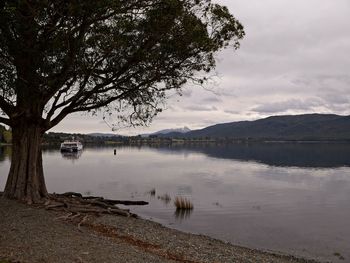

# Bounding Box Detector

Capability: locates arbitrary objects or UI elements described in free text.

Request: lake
[1,143,350,262]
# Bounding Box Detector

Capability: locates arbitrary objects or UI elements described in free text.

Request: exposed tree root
[78,215,89,231]
[43,192,148,221]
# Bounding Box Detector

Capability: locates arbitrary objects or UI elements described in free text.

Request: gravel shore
[0,198,320,263]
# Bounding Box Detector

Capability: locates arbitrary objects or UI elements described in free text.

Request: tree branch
[46,52,193,130]
[0,116,10,125]
[0,96,14,116]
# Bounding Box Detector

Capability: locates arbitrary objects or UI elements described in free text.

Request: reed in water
[174,196,193,210]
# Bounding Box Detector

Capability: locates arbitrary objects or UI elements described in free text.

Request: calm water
[1,143,350,262]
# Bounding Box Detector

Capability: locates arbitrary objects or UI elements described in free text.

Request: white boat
[60,140,83,152]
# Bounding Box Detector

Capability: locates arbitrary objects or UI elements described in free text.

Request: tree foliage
[0,0,244,129]
[0,0,244,202]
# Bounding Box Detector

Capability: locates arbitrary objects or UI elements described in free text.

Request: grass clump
[174,196,193,210]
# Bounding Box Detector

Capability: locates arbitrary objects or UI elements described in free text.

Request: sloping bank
[0,198,319,263]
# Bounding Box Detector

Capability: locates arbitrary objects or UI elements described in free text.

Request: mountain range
[158,114,350,140]
[145,126,191,137]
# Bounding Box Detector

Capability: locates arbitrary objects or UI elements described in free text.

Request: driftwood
[104,199,148,206]
[43,192,149,221]
[60,192,148,206]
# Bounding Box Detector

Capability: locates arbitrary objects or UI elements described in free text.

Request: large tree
[0,0,244,203]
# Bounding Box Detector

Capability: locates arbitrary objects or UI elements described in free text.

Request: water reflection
[146,188,156,197]
[0,147,5,162]
[174,208,193,220]
[3,142,350,168]
[150,143,350,168]
[157,193,172,205]
[0,146,11,161]
[1,143,350,262]
[60,150,83,161]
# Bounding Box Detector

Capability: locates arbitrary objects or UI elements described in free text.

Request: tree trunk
[3,122,48,203]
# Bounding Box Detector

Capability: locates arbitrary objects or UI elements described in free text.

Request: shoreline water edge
[0,196,323,263]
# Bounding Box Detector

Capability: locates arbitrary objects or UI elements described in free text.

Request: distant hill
[142,127,191,137]
[160,114,350,140]
[153,127,191,135]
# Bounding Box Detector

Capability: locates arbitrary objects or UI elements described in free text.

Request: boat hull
[60,140,83,152]
[60,147,80,153]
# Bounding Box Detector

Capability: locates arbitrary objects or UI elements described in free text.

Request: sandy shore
[0,197,320,263]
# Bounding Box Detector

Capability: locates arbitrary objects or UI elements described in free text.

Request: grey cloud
[316,74,350,85]
[251,98,323,114]
[216,0,350,80]
[322,93,349,105]
[291,78,312,87]
[292,74,350,88]
[289,74,350,107]
[224,110,240,115]
[179,89,193,98]
[185,105,218,112]
[165,105,176,111]
[201,96,222,103]
[327,104,349,113]
[52,0,350,134]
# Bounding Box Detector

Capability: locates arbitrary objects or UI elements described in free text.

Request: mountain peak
[153,126,191,135]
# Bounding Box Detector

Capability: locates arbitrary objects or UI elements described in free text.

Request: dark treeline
[43,132,127,145]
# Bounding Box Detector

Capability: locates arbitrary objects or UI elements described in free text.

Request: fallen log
[104,199,149,206]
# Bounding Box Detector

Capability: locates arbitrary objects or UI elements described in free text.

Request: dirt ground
[0,197,320,263]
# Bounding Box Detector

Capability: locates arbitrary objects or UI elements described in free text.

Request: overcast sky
[52,0,350,135]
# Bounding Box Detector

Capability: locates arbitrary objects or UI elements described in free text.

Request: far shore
[0,195,321,263]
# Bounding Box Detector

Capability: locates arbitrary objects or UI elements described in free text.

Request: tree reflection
[0,146,12,162]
